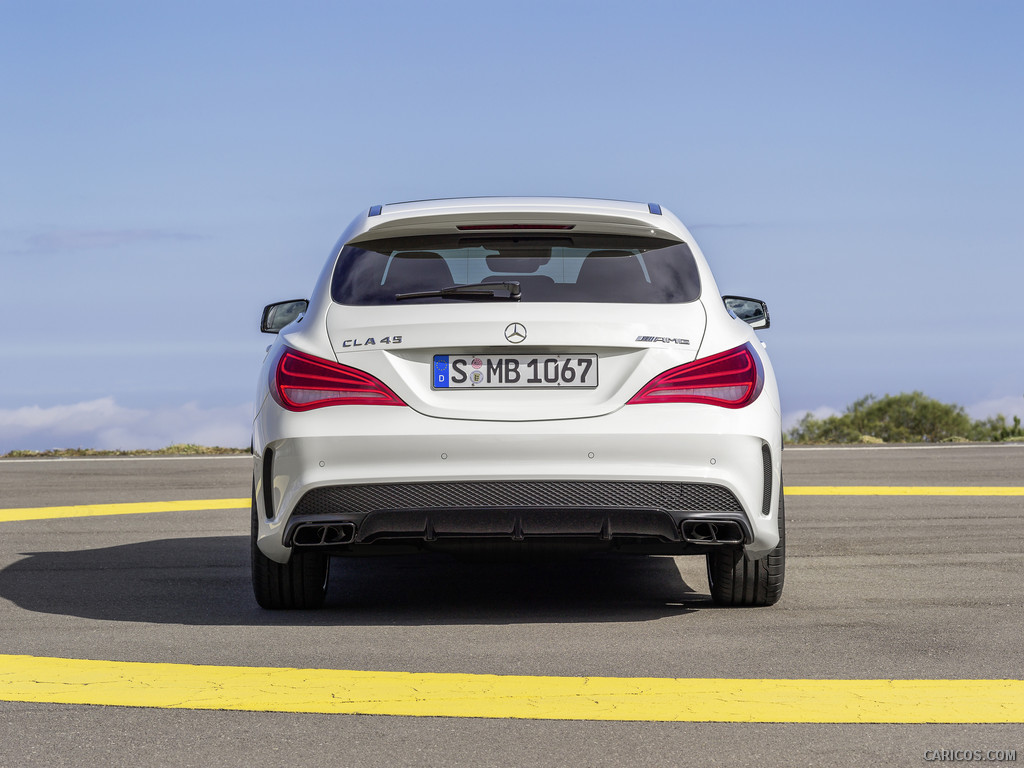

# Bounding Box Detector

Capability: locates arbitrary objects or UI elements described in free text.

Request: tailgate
[325,302,707,421]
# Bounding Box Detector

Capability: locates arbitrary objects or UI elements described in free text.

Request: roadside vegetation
[786,392,1024,445]
[4,394,1022,454]
[0,444,249,459]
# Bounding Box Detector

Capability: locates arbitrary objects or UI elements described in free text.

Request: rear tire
[251,491,329,609]
[706,484,785,607]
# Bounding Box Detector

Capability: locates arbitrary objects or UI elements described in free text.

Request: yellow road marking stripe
[0,487,1021,522]
[0,655,1021,722]
[0,499,249,522]
[787,486,1024,496]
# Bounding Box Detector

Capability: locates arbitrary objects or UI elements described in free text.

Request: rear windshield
[331,234,701,305]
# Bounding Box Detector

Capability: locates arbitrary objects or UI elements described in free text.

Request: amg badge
[636,335,690,345]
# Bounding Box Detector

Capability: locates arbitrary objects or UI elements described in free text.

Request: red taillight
[271,348,406,411]
[627,343,764,409]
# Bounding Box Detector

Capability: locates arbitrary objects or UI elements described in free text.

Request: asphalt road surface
[0,445,1021,767]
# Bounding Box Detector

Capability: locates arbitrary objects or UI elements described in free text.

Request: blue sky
[2,1,1022,450]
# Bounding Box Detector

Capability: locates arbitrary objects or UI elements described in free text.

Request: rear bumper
[253,401,782,562]
[282,479,754,554]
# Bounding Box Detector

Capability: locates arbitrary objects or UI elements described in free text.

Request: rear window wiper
[395,281,522,302]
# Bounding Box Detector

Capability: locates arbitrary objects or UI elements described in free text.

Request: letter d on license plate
[433,354,598,389]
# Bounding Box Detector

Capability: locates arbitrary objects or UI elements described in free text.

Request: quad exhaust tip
[292,522,356,546]
[680,519,744,545]
[293,519,743,546]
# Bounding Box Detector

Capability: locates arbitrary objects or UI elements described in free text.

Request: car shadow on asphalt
[0,536,714,626]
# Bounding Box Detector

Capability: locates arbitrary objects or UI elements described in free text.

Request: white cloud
[27,229,201,253]
[0,398,252,453]
[0,228,203,257]
[965,395,1024,422]
[782,405,841,432]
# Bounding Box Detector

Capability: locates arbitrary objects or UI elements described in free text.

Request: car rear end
[252,198,783,607]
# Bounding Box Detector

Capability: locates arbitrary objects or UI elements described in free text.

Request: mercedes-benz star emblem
[504,323,527,344]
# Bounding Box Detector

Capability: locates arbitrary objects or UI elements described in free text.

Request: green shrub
[786,393,1022,444]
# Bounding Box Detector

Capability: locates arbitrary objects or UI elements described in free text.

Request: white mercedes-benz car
[252,197,784,609]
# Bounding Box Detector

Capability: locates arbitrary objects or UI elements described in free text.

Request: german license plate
[432,354,598,389]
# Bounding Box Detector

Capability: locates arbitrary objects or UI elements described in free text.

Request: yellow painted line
[787,486,1024,496]
[0,487,1021,523]
[0,498,249,523]
[0,655,1021,723]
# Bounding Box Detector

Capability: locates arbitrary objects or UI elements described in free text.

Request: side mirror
[260,299,308,334]
[722,296,770,329]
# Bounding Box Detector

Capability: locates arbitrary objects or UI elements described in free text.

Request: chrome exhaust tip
[292,522,356,546]
[680,519,744,545]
